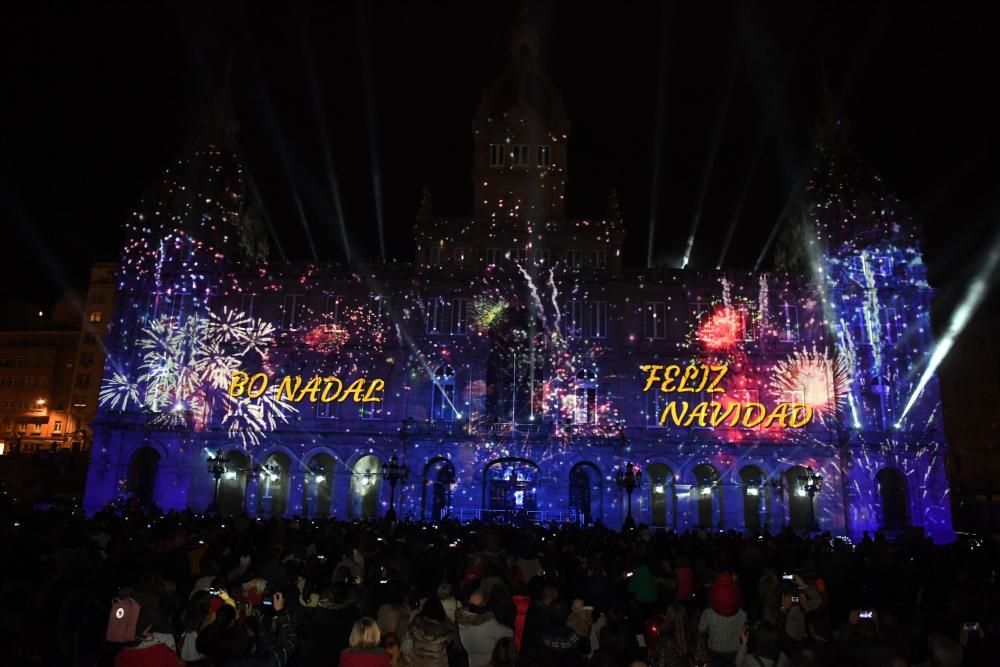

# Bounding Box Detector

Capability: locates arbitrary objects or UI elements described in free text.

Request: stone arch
[568,462,602,525]
[645,462,676,529]
[423,457,457,521]
[876,467,910,532]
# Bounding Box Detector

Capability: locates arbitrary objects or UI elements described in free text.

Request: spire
[511,0,540,62]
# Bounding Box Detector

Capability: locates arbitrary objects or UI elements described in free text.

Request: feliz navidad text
[640,364,814,428]
[228,372,384,403]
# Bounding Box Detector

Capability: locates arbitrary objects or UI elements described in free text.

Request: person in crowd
[406,597,454,667]
[114,605,185,667]
[698,571,748,663]
[341,617,392,667]
[485,636,517,667]
[437,583,462,623]
[299,583,360,667]
[650,603,708,667]
[735,621,789,667]
[456,590,514,667]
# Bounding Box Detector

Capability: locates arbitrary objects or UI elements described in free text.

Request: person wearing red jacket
[511,592,532,651]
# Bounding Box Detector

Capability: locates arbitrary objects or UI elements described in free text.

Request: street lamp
[206,449,229,513]
[381,453,409,521]
[616,462,642,530]
[798,466,824,532]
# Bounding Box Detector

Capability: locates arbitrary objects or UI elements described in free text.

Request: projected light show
[71,7,955,546]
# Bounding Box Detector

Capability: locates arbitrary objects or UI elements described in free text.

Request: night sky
[2,1,998,323]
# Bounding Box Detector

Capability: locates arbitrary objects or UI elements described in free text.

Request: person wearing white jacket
[456,591,514,667]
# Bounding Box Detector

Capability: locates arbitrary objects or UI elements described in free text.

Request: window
[23,376,32,388]
[450,298,469,336]
[644,302,667,339]
[79,353,94,367]
[489,144,506,168]
[427,245,446,265]
[359,401,383,420]
[454,248,469,265]
[689,301,709,322]
[38,377,47,388]
[316,402,335,419]
[536,145,551,168]
[507,248,526,263]
[281,294,304,330]
[240,293,257,318]
[869,255,893,277]
[590,250,607,269]
[565,249,583,268]
[779,303,799,342]
[486,248,502,266]
[565,301,585,338]
[590,302,608,338]
[32,422,41,434]
[53,420,62,433]
[880,307,898,344]
[739,306,757,342]
[426,298,447,335]
[325,295,343,323]
[83,333,97,345]
[510,145,529,167]
[77,374,90,388]
[432,366,457,422]
[88,311,102,323]
[573,369,597,425]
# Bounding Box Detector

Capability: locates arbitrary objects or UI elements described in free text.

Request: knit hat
[708,572,743,617]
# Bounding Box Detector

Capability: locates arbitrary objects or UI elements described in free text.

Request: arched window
[739,465,768,531]
[569,462,603,525]
[423,458,457,521]
[574,369,597,424]
[432,365,457,422]
[692,464,720,528]
[127,447,160,503]
[350,455,382,519]
[646,463,675,528]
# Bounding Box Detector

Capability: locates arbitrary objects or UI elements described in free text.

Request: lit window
[88,312,102,323]
[489,144,506,168]
[53,421,62,433]
[432,365,457,422]
[536,145,551,168]
[281,294,304,330]
[573,369,597,425]
[644,302,667,339]
[510,145,529,167]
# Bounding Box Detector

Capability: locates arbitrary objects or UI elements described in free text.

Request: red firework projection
[696,305,745,352]
[303,323,350,354]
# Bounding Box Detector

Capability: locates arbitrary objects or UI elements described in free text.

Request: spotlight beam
[647,3,670,269]
[356,1,387,263]
[897,227,1000,424]
[716,135,765,269]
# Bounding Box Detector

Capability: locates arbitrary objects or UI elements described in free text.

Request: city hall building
[83,20,955,542]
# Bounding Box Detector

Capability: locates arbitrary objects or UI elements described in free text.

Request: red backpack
[107,597,141,643]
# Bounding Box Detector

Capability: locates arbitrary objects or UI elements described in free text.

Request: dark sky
[2,1,998,321]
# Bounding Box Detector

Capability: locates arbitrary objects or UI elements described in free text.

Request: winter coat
[511,595,532,651]
[407,615,454,667]
[300,598,359,667]
[674,566,694,601]
[456,607,514,667]
[339,648,393,667]
[114,633,184,667]
[708,573,744,617]
[627,565,658,604]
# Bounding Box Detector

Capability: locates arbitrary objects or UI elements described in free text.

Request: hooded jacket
[114,633,183,667]
[407,615,454,667]
[512,595,532,651]
[456,606,514,667]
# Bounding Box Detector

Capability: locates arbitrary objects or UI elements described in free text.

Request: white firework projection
[770,346,852,422]
[99,306,296,446]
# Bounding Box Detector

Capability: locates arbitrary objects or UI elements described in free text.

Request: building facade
[82,20,954,541]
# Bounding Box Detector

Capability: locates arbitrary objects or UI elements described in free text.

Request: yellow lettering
[762,402,793,429]
[788,404,813,428]
[640,365,663,393]
[363,378,384,402]
[692,364,711,393]
[321,377,343,403]
[299,376,324,403]
[276,375,302,401]
[229,371,249,397]
[246,373,268,399]
[661,365,681,392]
[676,365,701,392]
[706,365,729,393]
[339,378,368,403]
[709,401,739,427]
[658,401,689,426]
[682,401,710,427]
[741,403,767,428]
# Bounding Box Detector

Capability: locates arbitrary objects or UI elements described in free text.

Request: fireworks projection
[99,307,296,445]
[770,346,851,423]
[84,37,954,543]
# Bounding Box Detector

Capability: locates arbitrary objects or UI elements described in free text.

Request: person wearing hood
[114,605,185,667]
[300,583,360,667]
[698,572,747,662]
[457,591,514,667]
[406,597,454,667]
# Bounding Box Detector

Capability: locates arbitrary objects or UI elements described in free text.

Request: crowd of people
[0,497,997,667]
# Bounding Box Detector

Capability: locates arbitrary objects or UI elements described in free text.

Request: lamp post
[616,462,642,530]
[798,467,824,532]
[206,449,229,514]
[381,453,409,521]
[770,477,786,532]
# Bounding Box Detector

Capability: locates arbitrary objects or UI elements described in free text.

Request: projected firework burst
[770,346,852,422]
